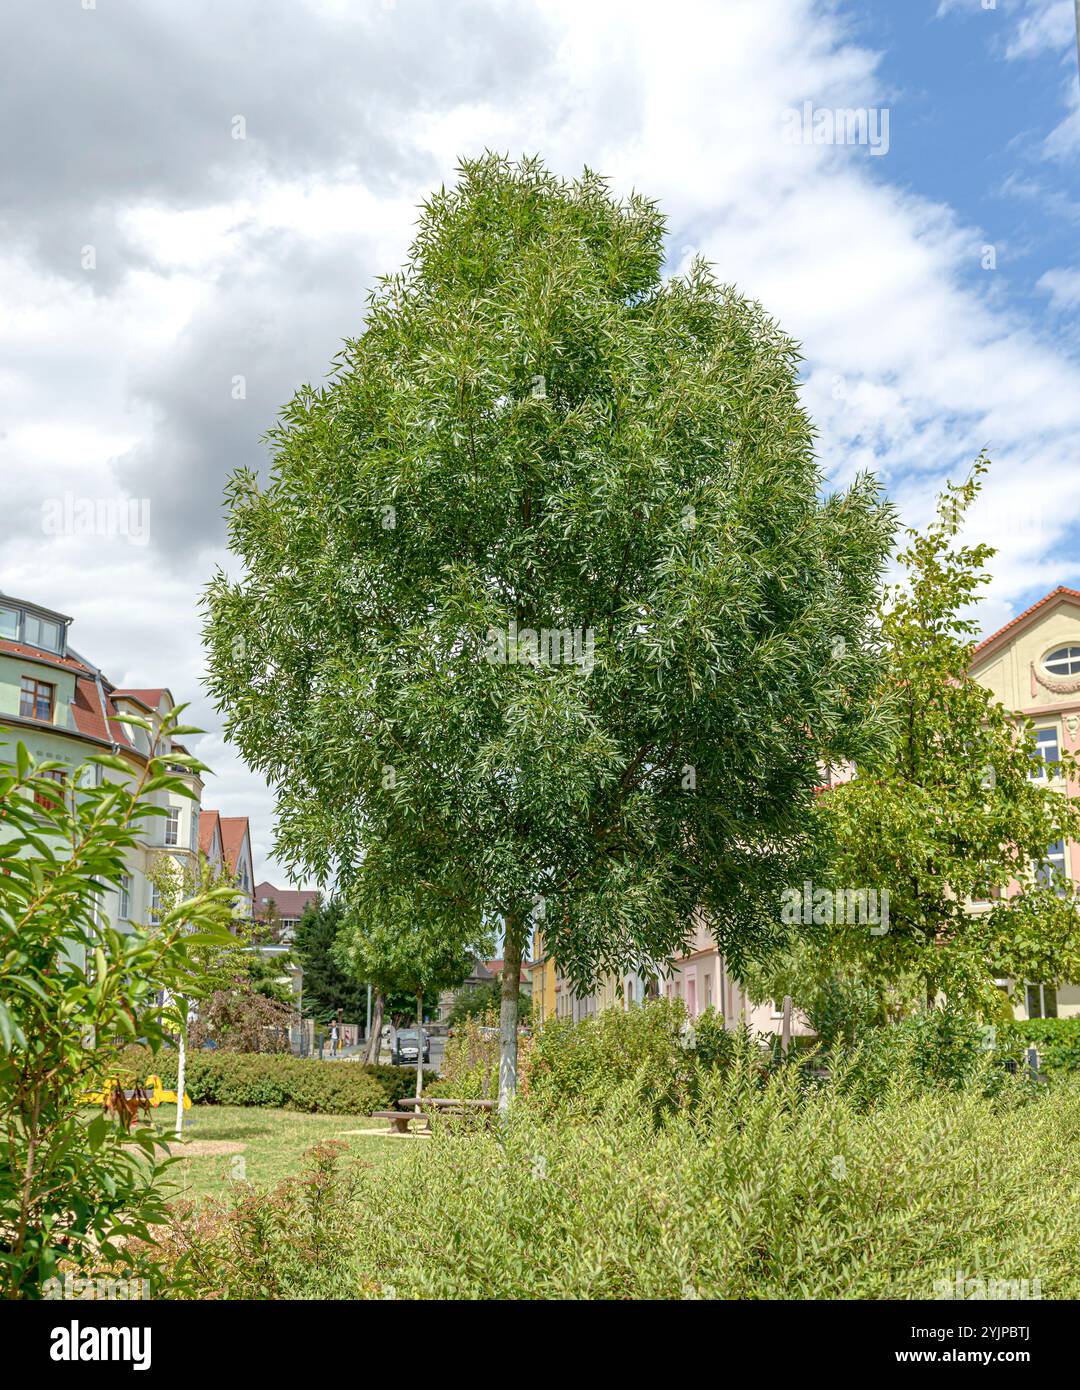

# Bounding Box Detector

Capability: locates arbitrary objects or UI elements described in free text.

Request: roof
[254,881,320,920]
[111,688,172,710]
[483,958,531,983]
[970,586,1080,667]
[69,676,135,749]
[199,809,221,856]
[0,638,92,676]
[219,816,251,878]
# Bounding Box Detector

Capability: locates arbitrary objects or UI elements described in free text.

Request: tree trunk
[365,991,385,1064]
[498,917,523,1112]
[175,1004,187,1141]
[415,990,424,1101]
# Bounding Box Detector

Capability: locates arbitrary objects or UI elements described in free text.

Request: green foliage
[809,458,1080,1014]
[994,1018,1080,1075]
[203,153,894,1045]
[117,1046,433,1114]
[0,716,235,1299]
[523,999,735,1118]
[159,1059,1080,1300]
[150,1142,370,1300]
[292,897,370,1023]
[447,977,531,1025]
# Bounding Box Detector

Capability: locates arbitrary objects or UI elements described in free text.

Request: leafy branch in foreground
[0,711,234,1299]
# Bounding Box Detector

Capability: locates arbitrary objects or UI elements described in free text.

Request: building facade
[0,594,203,940]
[969,585,1080,1020]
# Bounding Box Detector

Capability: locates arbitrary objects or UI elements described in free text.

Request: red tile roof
[111,688,171,710]
[0,638,93,675]
[971,586,1080,665]
[69,676,135,749]
[219,816,251,878]
[199,808,220,856]
[254,881,320,921]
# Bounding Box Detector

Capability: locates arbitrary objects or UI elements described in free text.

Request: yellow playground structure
[82,1074,191,1110]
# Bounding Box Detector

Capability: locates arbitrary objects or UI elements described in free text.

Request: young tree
[801,457,1080,1015]
[204,154,893,1105]
[0,718,233,1298]
[334,894,486,1099]
[292,896,371,1025]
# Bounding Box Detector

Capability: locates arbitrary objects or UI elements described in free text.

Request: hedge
[114,1047,436,1115]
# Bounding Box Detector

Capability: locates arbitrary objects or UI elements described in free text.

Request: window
[33,768,66,810]
[165,807,180,847]
[1036,840,1068,895]
[118,873,131,921]
[149,883,161,926]
[190,806,200,852]
[0,606,17,639]
[19,677,54,721]
[1025,983,1058,1019]
[703,973,712,1008]
[23,613,61,653]
[1029,726,1060,778]
[1044,647,1080,677]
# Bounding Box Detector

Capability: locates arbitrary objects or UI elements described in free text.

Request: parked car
[391,1028,430,1065]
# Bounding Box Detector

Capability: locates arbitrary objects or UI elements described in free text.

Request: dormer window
[1044,647,1080,677]
[0,601,67,655]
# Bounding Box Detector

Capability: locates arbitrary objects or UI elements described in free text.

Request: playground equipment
[82,1074,191,1111]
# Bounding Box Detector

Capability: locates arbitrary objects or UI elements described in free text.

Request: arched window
[1043,646,1080,676]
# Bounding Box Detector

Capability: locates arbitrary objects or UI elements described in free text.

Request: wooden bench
[395,1097,496,1125]
[371,1109,433,1136]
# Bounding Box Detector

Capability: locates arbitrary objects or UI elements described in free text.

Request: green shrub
[521,999,743,1119]
[149,1142,371,1300]
[157,1054,1080,1300]
[115,1047,434,1115]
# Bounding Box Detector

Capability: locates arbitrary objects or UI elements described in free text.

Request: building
[254,880,321,942]
[198,809,256,923]
[969,584,1080,1019]
[0,593,203,938]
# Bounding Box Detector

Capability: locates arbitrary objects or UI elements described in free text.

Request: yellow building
[969,584,1080,1019]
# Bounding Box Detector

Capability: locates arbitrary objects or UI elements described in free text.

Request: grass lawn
[150,1106,410,1201]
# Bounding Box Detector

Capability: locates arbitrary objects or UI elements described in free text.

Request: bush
[156,1050,1080,1300]
[149,1142,371,1300]
[115,1047,435,1115]
[521,999,738,1117]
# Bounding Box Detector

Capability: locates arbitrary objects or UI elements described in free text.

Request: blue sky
[0,0,1077,880]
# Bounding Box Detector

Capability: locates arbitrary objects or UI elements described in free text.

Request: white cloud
[3,0,1080,882]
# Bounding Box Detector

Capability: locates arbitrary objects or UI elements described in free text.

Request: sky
[1,0,1078,886]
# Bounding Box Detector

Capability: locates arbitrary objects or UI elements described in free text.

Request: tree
[292,897,371,1025]
[334,892,487,1098]
[797,457,1080,1016]
[447,975,531,1027]
[203,154,894,1105]
[0,715,233,1298]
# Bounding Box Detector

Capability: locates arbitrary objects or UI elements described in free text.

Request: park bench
[371,1108,434,1135]
[371,1097,496,1135]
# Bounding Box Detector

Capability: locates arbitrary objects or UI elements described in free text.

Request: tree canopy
[204,153,894,1098]
[769,457,1080,1017]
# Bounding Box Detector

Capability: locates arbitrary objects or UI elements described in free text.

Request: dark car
[391,1028,430,1066]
